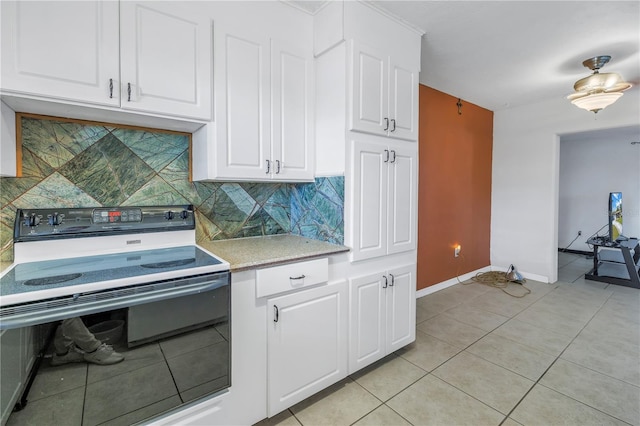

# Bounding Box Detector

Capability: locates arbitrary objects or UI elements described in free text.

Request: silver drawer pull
[290,274,306,280]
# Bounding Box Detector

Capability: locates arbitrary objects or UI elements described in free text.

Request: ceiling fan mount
[581,55,611,73]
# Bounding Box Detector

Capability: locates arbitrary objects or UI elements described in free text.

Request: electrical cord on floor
[470,271,531,298]
[455,253,531,298]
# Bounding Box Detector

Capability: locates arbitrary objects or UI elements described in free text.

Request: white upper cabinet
[1,1,211,121]
[388,57,419,140]
[119,2,212,120]
[1,1,120,106]
[271,40,314,181]
[350,40,418,141]
[313,1,422,176]
[348,139,417,262]
[212,29,270,181]
[192,3,314,182]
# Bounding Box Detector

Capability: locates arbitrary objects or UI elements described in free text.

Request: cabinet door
[350,40,389,137]
[387,144,417,255]
[119,2,212,120]
[214,29,271,180]
[386,264,416,353]
[267,281,348,416]
[1,328,23,424]
[271,40,314,181]
[348,272,386,373]
[388,59,418,141]
[350,140,388,261]
[1,1,119,106]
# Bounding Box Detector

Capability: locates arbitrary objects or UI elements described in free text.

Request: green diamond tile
[195,211,225,242]
[20,147,55,179]
[159,150,217,207]
[241,182,280,206]
[58,133,154,206]
[123,176,190,206]
[263,186,291,231]
[112,128,188,172]
[200,187,257,238]
[220,183,256,216]
[0,205,17,262]
[21,117,108,169]
[13,172,99,208]
[239,207,287,238]
[0,175,41,209]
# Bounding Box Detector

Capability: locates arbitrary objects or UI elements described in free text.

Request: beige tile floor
[257,252,640,426]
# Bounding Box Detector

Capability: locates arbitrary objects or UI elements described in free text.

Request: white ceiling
[289,1,640,112]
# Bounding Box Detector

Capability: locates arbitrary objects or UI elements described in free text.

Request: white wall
[559,127,640,252]
[492,90,640,283]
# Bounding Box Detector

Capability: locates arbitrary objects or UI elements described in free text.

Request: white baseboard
[416,265,491,299]
[415,265,550,299]
[491,265,550,283]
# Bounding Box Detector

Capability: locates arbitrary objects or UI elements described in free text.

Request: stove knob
[24,213,40,228]
[179,210,189,220]
[164,211,175,220]
[48,212,62,226]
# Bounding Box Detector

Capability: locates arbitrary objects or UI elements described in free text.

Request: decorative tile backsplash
[0,116,343,262]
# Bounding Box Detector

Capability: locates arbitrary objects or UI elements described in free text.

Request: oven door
[0,271,230,426]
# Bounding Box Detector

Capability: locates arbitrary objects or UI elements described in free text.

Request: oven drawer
[256,258,328,298]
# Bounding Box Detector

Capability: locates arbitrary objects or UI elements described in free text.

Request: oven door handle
[0,274,229,330]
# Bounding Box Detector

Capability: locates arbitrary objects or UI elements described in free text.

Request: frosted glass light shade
[570,92,623,113]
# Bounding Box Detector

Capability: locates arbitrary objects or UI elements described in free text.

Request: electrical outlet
[454,245,461,258]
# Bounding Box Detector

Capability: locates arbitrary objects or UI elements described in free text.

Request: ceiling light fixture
[567,56,632,113]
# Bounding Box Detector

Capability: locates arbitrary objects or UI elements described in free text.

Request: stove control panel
[92,208,143,224]
[14,205,195,242]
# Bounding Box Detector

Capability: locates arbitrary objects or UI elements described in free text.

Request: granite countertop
[198,234,350,272]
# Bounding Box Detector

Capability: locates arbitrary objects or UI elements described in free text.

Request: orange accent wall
[417,85,493,289]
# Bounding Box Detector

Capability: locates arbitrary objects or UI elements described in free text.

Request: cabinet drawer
[256,258,328,298]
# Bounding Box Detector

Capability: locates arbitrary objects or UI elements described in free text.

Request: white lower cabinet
[348,264,415,373]
[267,279,348,416]
[0,326,38,425]
[1,328,22,425]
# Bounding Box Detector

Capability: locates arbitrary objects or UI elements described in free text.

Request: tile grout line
[498,284,625,425]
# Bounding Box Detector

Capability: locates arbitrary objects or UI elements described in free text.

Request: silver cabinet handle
[390,150,396,163]
[384,149,390,163]
[390,119,396,132]
[127,82,132,102]
[265,159,271,174]
[273,305,279,322]
[382,275,388,288]
[275,160,281,174]
[383,117,389,131]
[290,274,305,280]
[109,79,113,98]
[389,274,395,286]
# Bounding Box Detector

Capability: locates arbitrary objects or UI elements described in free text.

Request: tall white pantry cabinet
[314,1,421,373]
